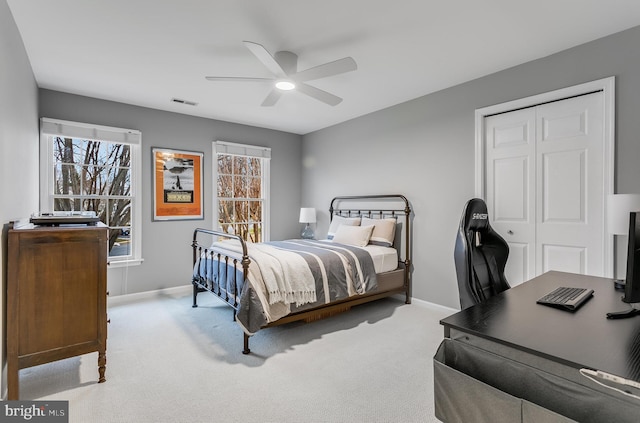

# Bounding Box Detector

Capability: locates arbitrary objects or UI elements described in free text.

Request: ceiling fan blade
[296,83,342,106]
[261,89,282,107]
[205,76,274,82]
[292,57,357,82]
[243,41,287,78]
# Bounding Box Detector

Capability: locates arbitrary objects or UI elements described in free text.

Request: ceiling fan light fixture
[275,80,296,91]
[206,41,355,106]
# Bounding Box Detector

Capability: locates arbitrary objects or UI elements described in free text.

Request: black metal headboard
[329,194,411,268]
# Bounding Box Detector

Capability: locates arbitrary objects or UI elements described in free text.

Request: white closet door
[485,108,536,286]
[485,92,605,286]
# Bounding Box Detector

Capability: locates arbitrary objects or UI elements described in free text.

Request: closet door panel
[535,93,604,277]
[485,108,536,286]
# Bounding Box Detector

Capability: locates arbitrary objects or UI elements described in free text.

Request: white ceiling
[7,0,640,135]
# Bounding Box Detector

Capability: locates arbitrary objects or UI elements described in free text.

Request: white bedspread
[249,243,317,306]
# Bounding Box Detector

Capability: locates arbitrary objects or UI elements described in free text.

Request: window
[214,141,271,242]
[40,118,143,266]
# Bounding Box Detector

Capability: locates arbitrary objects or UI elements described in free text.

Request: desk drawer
[434,339,638,423]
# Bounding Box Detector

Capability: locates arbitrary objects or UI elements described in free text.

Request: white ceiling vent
[171,98,198,106]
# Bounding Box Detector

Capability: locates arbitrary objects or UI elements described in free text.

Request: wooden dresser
[7,223,108,400]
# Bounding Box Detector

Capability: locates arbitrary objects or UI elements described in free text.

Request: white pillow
[361,217,396,247]
[332,224,374,247]
[327,215,361,239]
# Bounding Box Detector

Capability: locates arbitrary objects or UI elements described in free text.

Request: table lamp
[299,207,316,239]
[607,193,640,282]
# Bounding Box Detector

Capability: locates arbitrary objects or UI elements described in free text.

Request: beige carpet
[18,289,453,422]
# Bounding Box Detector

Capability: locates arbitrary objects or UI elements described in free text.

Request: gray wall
[0,0,39,235]
[0,0,39,399]
[39,90,303,296]
[302,25,640,309]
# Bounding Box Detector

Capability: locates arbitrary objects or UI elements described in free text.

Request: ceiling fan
[205,41,357,107]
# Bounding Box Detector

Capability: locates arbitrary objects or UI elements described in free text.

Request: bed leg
[242,333,251,355]
[192,283,198,308]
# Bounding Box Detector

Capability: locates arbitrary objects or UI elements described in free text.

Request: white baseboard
[107,284,192,307]
[390,293,459,314]
[410,296,459,314]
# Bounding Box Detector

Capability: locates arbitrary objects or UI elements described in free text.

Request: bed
[191,194,412,354]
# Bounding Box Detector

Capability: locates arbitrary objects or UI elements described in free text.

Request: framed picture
[152,147,204,221]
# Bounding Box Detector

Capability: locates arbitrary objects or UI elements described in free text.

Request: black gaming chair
[454,198,510,310]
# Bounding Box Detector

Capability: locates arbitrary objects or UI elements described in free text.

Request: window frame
[40,118,143,267]
[213,140,271,242]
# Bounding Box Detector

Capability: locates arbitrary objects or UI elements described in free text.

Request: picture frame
[152,147,204,221]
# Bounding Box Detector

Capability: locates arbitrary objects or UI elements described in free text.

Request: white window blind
[215,140,271,158]
[40,118,141,145]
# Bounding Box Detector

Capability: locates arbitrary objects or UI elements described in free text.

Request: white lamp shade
[299,207,316,224]
[607,194,640,235]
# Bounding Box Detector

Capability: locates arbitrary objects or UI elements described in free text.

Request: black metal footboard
[191,228,252,353]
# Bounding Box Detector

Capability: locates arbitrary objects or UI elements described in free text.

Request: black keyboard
[536,286,594,311]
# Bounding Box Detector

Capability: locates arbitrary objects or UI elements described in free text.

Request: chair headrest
[461,198,490,232]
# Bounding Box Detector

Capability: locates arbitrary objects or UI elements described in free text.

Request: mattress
[362,244,398,273]
[316,239,398,273]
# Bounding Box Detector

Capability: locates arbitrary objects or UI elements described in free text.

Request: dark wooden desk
[436,271,640,423]
[440,272,640,382]
[441,271,640,383]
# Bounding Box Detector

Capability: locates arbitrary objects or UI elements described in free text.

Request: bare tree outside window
[52,137,132,257]
[217,153,264,242]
